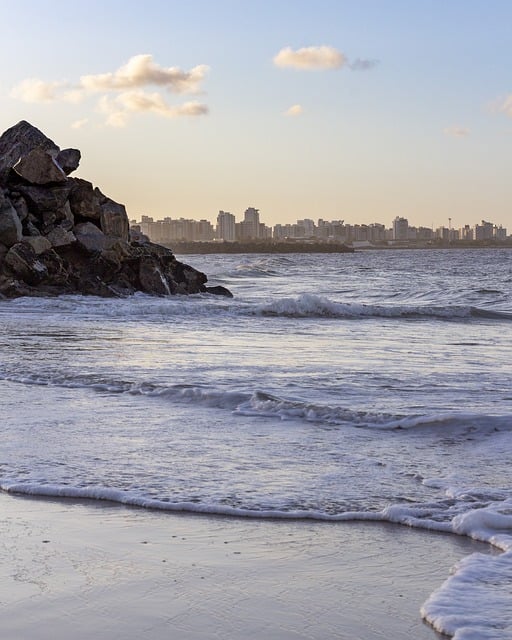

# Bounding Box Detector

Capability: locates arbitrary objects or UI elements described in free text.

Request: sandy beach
[0,492,490,640]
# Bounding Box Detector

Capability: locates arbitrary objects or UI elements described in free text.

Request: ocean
[1,247,511,639]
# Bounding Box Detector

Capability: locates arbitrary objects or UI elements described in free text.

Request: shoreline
[168,241,512,254]
[0,492,490,640]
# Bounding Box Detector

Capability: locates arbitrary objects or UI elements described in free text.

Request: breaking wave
[1,370,509,434]
[2,292,510,323]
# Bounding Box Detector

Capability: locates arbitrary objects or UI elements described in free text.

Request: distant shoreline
[165,240,512,255]
[165,241,355,254]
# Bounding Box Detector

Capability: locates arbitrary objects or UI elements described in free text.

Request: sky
[1,0,511,230]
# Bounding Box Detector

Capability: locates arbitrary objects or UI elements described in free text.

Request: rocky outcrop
[0,121,232,299]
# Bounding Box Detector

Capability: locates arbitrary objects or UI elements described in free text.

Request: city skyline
[134,208,508,244]
[1,1,512,229]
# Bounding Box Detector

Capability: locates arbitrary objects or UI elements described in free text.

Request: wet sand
[0,493,489,640]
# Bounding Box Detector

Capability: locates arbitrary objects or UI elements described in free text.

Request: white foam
[421,550,512,639]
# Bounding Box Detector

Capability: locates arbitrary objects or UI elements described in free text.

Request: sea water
[1,248,511,639]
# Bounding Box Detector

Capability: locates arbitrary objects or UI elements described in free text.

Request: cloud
[98,91,208,127]
[443,126,470,138]
[80,54,209,94]
[9,78,67,103]
[349,58,379,71]
[10,54,210,126]
[284,104,303,117]
[273,46,346,70]
[71,118,89,129]
[496,95,512,117]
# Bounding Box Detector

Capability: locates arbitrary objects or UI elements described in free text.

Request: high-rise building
[216,210,236,242]
[474,220,494,241]
[393,216,409,241]
[243,207,260,239]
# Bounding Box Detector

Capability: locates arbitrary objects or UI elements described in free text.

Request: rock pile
[0,121,231,299]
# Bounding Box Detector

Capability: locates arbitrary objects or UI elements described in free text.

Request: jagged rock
[99,197,129,241]
[13,147,67,184]
[68,178,101,220]
[23,218,41,237]
[22,235,52,255]
[0,121,60,185]
[74,222,108,253]
[15,182,72,215]
[4,242,48,285]
[139,256,172,295]
[56,148,80,175]
[0,121,232,299]
[204,285,234,297]
[9,193,29,221]
[47,226,76,248]
[0,193,23,247]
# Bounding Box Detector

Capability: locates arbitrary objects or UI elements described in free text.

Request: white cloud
[443,126,470,138]
[71,118,89,129]
[497,95,512,117]
[98,91,208,127]
[10,54,210,126]
[284,104,303,117]
[273,46,346,70]
[80,54,209,94]
[9,78,66,103]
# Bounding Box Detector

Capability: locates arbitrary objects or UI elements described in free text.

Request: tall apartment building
[474,220,495,241]
[216,210,236,242]
[235,207,262,240]
[297,219,316,237]
[393,216,409,241]
[459,225,474,241]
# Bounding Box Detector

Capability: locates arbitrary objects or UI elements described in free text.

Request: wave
[2,292,511,323]
[253,294,512,321]
[2,477,511,639]
[2,370,509,434]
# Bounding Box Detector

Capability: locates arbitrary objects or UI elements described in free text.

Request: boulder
[139,256,172,295]
[74,222,107,253]
[15,182,72,215]
[9,193,29,221]
[4,242,48,285]
[22,235,52,255]
[0,121,232,299]
[0,120,59,185]
[99,197,129,241]
[46,226,76,248]
[204,285,234,297]
[13,147,67,184]
[68,178,101,220]
[0,192,23,247]
[56,148,81,175]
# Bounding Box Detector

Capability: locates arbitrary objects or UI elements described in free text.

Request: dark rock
[56,148,81,175]
[139,256,172,295]
[74,222,107,253]
[15,182,72,215]
[22,236,52,255]
[0,192,23,247]
[47,226,76,248]
[13,147,67,184]
[204,285,234,297]
[99,197,129,241]
[0,121,232,299]
[4,242,48,285]
[10,193,29,221]
[23,218,41,237]
[0,121,59,185]
[69,178,101,220]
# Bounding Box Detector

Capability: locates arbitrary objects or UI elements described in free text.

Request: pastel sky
[1,0,511,229]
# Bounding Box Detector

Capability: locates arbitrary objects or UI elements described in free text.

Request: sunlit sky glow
[1,0,511,229]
